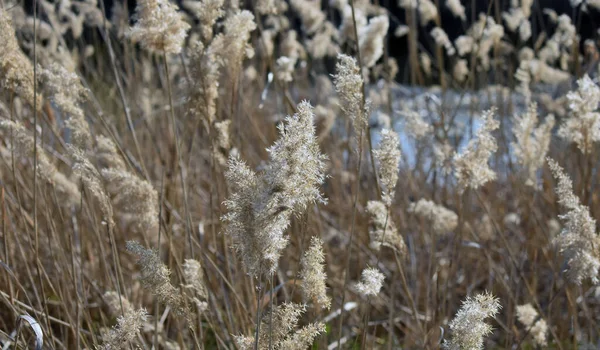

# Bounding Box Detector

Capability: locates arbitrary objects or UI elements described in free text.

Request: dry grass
[0,0,600,349]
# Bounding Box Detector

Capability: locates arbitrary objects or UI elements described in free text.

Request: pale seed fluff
[0,9,42,110]
[69,145,114,227]
[355,267,385,297]
[358,15,389,68]
[502,8,524,32]
[182,259,207,300]
[333,54,368,136]
[223,101,326,276]
[275,56,296,83]
[223,157,286,277]
[454,35,474,56]
[394,25,409,38]
[408,198,458,235]
[558,74,600,154]
[300,237,331,310]
[511,103,555,188]
[434,141,454,175]
[99,307,148,349]
[264,101,328,214]
[420,53,433,77]
[453,59,469,82]
[444,292,501,350]
[102,168,159,233]
[186,40,220,125]
[182,0,224,42]
[373,128,401,206]
[42,63,91,149]
[339,5,367,44]
[446,0,466,21]
[400,109,432,140]
[431,27,456,56]
[290,0,326,35]
[516,303,548,347]
[182,259,209,312]
[95,136,127,171]
[418,0,438,26]
[127,0,191,54]
[235,303,325,350]
[519,19,532,41]
[366,200,407,254]
[0,120,79,205]
[214,119,232,166]
[454,109,500,192]
[219,10,257,78]
[547,159,600,284]
[126,241,189,317]
[103,291,132,317]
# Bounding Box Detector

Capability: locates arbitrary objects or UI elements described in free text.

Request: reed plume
[127,0,191,54]
[444,292,501,350]
[547,158,600,284]
[454,109,500,192]
[366,200,406,253]
[516,303,548,347]
[354,267,385,297]
[300,236,331,310]
[0,8,41,110]
[126,241,189,317]
[222,101,326,276]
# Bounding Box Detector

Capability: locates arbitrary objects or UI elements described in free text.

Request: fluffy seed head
[183,0,224,42]
[0,120,79,205]
[127,0,191,54]
[218,10,257,79]
[547,158,600,284]
[359,15,389,68]
[265,100,328,214]
[300,237,331,310]
[126,241,189,317]
[454,109,500,192]
[355,267,385,297]
[102,168,159,232]
[182,259,208,300]
[408,199,458,235]
[446,0,466,20]
[431,27,456,56]
[103,291,132,317]
[95,136,127,171]
[69,145,114,226]
[333,54,368,137]
[41,63,90,149]
[223,101,327,276]
[373,128,401,205]
[444,292,501,350]
[511,103,555,188]
[0,9,42,110]
[516,303,548,347]
[401,109,433,140]
[99,307,147,349]
[366,200,406,254]
[235,303,324,349]
[558,74,600,154]
[186,40,221,125]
